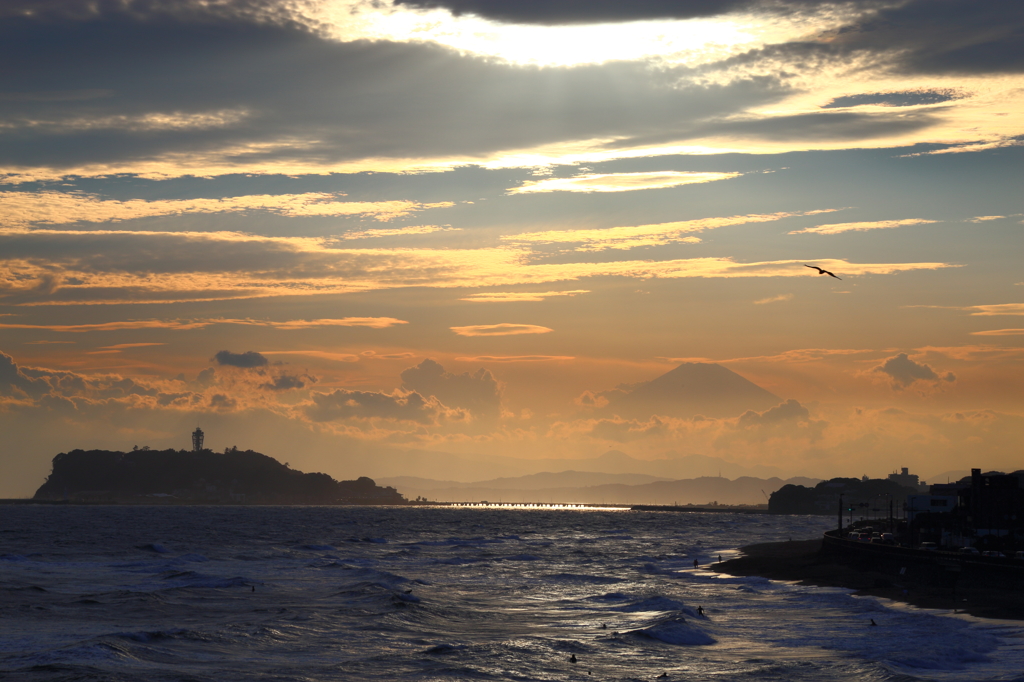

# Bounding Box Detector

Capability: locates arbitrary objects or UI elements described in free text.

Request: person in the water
[697,605,705,617]
[570,654,577,663]
[693,559,699,568]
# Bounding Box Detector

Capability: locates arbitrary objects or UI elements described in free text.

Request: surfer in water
[697,605,705,617]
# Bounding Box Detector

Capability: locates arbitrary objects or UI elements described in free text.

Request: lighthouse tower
[192,427,204,452]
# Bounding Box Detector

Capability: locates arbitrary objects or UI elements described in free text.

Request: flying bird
[804,264,841,280]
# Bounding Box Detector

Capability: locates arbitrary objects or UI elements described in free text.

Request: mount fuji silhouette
[600,362,781,419]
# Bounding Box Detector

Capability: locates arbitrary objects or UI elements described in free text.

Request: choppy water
[2,506,1023,681]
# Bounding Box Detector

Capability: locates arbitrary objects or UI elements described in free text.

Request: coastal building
[888,467,928,492]
[908,468,1024,549]
[905,494,958,522]
[960,469,1024,539]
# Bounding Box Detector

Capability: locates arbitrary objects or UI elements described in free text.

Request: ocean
[2,506,1023,681]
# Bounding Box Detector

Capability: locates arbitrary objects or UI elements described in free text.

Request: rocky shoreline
[714,538,1024,621]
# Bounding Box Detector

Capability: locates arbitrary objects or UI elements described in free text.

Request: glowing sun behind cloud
[310,2,797,68]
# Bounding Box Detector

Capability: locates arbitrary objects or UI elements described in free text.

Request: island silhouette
[33,447,407,505]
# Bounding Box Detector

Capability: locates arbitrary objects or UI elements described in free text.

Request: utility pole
[838,493,844,535]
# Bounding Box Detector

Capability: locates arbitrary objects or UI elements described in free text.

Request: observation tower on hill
[192,427,204,452]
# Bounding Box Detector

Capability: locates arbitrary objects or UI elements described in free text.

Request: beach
[715,538,1024,621]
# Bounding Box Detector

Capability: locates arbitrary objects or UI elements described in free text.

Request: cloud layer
[3,0,1022,180]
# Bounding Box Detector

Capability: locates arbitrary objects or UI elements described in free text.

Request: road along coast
[714,538,1024,621]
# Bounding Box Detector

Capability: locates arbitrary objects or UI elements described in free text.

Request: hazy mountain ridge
[379,470,671,491]
[383,474,821,506]
[353,448,788,482]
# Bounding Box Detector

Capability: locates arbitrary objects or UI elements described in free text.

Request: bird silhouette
[805,264,841,280]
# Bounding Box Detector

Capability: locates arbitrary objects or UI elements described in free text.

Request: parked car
[981,550,1005,558]
[1015,551,1024,560]
[918,542,938,551]
[958,546,980,555]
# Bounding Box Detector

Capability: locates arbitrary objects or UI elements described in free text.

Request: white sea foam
[629,617,716,645]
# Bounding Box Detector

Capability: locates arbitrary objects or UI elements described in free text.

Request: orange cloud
[753,293,793,305]
[361,351,418,359]
[259,318,408,329]
[505,209,842,252]
[454,355,575,362]
[508,171,741,194]
[0,222,957,306]
[460,290,589,302]
[335,225,460,240]
[788,218,937,235]
[259,351,361,363]
[98,343,166,349]
[0,191,453,227]
[964,304,1024,316]
[968,215,1022,223]
[971,329,1024,336]
[450,324,553,337]
[0,317,407,332]
[0,320,210,332]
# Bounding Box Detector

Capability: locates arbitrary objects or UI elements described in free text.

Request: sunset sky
[2,0,1023,497]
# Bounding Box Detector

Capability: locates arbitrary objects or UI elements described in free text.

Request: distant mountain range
[381,470,671,493]
[378,472,820,506]
[600,362,782,419]
[353,448,789,483]
[924,469,971,485]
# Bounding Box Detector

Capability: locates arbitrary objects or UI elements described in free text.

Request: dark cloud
[0,0,1017,181]
[196,367,217,387]
[822,89,964,109]
[400,358,501,418]
[0,350,51,397]
[260,373,313,391]
[737,398,810,426]
[607,109,939,149]
[38,393,78,412]
[728,398,826,443]
[589,416,668,442]
[1,349,204,412]
[837,0,1024,75]
[0,3,791,173]
[390,0,859,25]
[305,388,451,423]
[873,353,956,389]
[209,393,238,410]
[214,350,269,368]
[721,0,1024,77]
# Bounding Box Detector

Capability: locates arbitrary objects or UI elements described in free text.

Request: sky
[1,0,1023,497]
